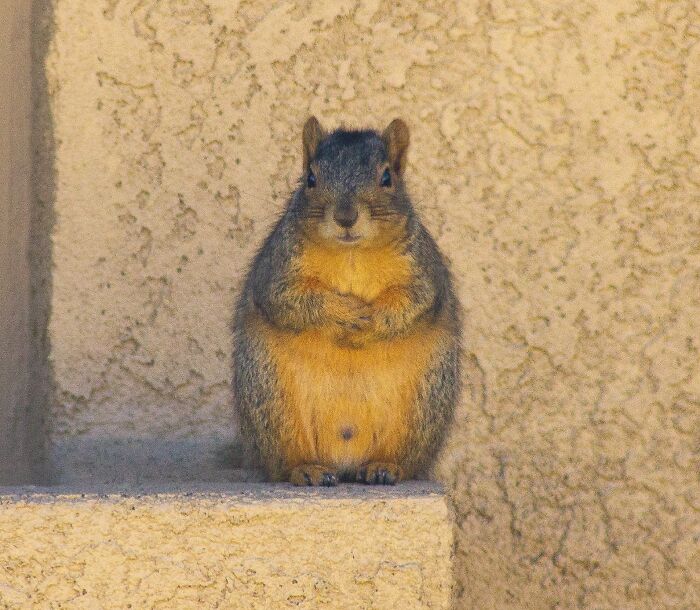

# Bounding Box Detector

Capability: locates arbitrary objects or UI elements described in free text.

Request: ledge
[0,482,453,608]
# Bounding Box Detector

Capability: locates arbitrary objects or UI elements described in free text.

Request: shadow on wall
[48,437,257,488]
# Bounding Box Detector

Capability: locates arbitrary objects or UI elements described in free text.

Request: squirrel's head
[293,116,412,249]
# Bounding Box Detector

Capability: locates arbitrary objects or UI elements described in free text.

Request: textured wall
[47,0,700,607]
[0,484,452,608]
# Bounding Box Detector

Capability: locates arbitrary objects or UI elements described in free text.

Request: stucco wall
[46,0,699,608]
[0,484,452,609]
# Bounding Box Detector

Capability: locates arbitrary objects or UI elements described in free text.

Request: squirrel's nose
[333,205,358,228]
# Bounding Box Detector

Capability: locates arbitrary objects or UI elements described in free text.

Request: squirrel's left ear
[382,118,410,175]
[302,116,325,169]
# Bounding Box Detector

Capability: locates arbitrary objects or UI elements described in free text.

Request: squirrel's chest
[298,244,412,301]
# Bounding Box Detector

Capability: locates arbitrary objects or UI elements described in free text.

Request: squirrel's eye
[307,170,317,188]
[380,168,391,187]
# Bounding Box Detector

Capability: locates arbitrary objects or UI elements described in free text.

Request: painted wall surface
[0,485,452,608]
[47,0,699,607]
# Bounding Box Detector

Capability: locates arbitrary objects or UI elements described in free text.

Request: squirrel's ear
[302,116,325,169]
[382,118,410,175]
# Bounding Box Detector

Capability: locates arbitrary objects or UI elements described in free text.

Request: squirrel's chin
[336,234,362,245]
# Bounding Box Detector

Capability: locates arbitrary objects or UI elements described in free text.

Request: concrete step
[0,482,452,609]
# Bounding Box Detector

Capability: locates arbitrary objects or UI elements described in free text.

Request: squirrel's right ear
[302,116,325,169]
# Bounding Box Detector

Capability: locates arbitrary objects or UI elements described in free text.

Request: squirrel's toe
[358,462,402,485]
[290,464,338,487]
[320,472,337,487]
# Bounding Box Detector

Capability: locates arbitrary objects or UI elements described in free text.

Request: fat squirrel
[233,117,461,485]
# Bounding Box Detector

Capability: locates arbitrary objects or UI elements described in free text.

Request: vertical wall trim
[0,0,44,483]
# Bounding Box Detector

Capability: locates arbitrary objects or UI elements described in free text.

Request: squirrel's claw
[357,462,402,485]
[290,464,338,487]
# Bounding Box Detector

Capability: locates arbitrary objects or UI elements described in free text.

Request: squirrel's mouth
[338,232,361,244]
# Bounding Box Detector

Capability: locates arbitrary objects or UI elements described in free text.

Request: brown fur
[233,118,461,485]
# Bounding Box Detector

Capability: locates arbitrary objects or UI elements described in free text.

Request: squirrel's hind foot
[357,462,402,485]
[290,464,338,487]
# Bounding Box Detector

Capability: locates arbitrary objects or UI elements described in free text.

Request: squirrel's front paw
[327,293,374,330]
[357,462,402,485]
[290,464,338,487]
[335,327,376,349]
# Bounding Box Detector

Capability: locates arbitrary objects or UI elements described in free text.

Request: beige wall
[46,0,699,607]
[0,485,452,609]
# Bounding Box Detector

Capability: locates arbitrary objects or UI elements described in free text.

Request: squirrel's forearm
[371,277,436,337]
[253,277,330,331]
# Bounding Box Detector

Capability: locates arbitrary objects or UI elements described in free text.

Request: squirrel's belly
[258,319,445,469]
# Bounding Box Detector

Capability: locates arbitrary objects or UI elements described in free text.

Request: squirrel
[233,117,461,486]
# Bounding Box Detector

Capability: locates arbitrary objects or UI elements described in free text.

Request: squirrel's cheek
[365,221,381,242]
[316,220,338,241]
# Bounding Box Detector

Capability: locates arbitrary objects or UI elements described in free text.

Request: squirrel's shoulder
[404,215,459,321]
[246,205,298,276]
[405,216,451,278]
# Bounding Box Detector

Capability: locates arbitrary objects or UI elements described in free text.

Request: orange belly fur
[260,320,445,472]
[258,242,443,473]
